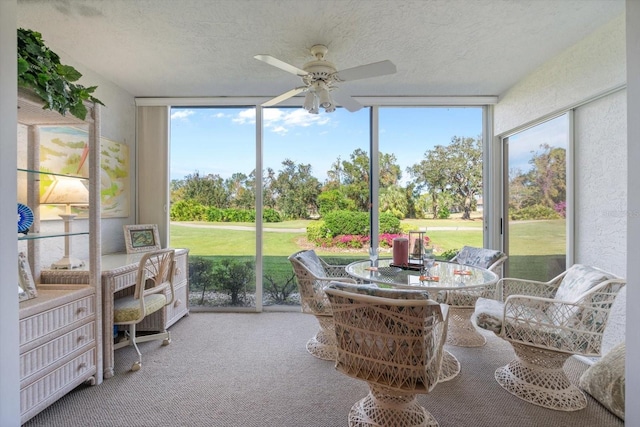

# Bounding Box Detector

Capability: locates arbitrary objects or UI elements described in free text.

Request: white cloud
[170,109,195,120]
[232,108,330,135]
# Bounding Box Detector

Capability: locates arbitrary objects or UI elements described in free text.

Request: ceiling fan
[254,44,396,114]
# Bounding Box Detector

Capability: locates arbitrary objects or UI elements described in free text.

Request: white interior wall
[626,0,640,423]
[495,14,626,135]
[494,13,627,275]
[574,90,626,275]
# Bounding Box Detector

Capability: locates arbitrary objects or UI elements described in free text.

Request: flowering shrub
[379,233,405,248]
[332,234,369,249]
[554,201,567,218]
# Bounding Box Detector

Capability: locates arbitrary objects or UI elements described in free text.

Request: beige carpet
[23,311,623,427]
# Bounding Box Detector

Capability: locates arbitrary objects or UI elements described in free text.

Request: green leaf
[17,28,104,120]
[69,102,88,120]
[57,64,82,82]
[17,57,29,75]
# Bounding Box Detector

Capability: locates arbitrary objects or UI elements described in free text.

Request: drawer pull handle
[174,299,182,307]
[76,307,87,314]
[77,335,86,342]
[78,362,87,369]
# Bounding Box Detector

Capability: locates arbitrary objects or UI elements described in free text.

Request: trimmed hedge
[170,200,282,223]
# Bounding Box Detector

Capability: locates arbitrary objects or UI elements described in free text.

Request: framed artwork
[37,126,130,219]
[124,224,161,254]
[18,252,37,302]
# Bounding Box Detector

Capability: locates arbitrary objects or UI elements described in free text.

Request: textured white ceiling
[17,0,625,100]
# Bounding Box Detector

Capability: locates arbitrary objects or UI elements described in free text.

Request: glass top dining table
[345,258,498,291]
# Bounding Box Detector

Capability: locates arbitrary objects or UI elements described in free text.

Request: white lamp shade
[40,176,89,205]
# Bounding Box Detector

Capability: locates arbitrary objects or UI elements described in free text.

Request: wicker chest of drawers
[18,285,97,424]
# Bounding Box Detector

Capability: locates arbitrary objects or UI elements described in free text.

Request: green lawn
[171,218,564,257]
[171,218,566,287]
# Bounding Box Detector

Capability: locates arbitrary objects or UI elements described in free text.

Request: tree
[408,136,482,220]
[317,188,355,216]
[528,144,566,209]
[180,171,230,207]
[447,136,483,220]
[408,144,450,219]
[340,148,371,211]
[271,159,322,219]
[379,185,408,219]
[379,152,402,188]
[225,171,254,210]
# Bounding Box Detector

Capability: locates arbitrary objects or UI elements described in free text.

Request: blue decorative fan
[17,203,34,234]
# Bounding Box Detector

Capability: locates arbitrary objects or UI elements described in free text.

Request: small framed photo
[18,252,37,302]
[124,224,161,254]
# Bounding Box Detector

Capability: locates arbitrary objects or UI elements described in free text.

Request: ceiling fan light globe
[318,87,333,109]
[303,92,315,111]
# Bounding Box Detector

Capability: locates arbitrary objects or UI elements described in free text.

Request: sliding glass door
[261,107,370,309]
[503,114,568,280]
[378,107,484,257]
[170,107,256,309]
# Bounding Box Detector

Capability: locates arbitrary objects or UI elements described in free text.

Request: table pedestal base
[446,307,486,347]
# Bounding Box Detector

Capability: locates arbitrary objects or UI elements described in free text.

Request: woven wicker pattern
[447,246,507,347]
[113,249,176,372]
[288,250,357,360]
[473,264,626,411]
[326,282,446,426]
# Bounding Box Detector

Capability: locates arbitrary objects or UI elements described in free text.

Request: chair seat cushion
[579,342,625,420]
[114,293,166,323]
[473,297,504,333]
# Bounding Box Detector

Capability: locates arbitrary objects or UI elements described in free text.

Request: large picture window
[170,105,487,311]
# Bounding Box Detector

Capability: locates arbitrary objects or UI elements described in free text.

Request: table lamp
[40,176,89,269]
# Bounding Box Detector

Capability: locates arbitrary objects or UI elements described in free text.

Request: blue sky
[507,114,568,174]
[169,106,484,183]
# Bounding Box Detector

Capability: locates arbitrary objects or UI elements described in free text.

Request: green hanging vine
[17,28,104,120]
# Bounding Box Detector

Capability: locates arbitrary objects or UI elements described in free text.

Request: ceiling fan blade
[331,88,363,112]
[254,54,308,77]
[334,60,396,82]
[261,87,306,107]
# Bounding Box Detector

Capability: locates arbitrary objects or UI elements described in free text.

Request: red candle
[392,237,409,266]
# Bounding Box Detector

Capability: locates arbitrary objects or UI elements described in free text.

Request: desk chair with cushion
[326,282,448,427]
[113,248,176,372]
[288,249,357,360]
[447,246,507,347]
[473,264,625,411]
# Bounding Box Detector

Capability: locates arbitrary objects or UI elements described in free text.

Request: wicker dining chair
[113,249,176,372]
[473,264,626,411]
[326,282,448,427]
[288,250,357,360]
[447,246,507,347]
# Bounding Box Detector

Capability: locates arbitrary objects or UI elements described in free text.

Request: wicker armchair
[326,282,447,427]
[113,249,176,372]
[288,250,357,360]
[473,264,626,411]
[447,246,507,347]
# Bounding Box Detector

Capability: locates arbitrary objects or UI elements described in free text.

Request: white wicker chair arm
[499,277,560,300]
